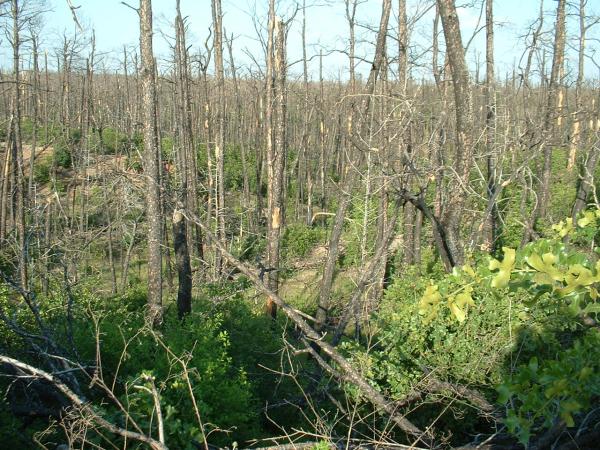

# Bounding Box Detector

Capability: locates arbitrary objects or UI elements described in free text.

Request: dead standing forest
[0,0,600,448]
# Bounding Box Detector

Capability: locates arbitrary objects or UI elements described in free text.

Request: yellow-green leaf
[557,264,600,296]
[577,210,596,228]
[447,288,475,323]
[462,264,477,279]
[525,252,564,286]
[418,284,441,323]
[489,247,516,288]
[552,218,574,237]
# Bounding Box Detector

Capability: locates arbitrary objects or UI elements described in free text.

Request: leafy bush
[72,288,261,447]
[282,223,326,260]
[53,143,72,168]
[358,209,600,445]
[33,158,51,183]
[0,285,264,448]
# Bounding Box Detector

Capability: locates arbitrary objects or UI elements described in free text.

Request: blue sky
[2,0,598,81]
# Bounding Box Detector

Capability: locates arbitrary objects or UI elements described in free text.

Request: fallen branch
[184,210,430,446]
[0,354,169,450]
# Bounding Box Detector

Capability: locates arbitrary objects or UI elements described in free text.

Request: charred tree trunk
[484,0,499,253]
[211,0,227,276]
[528,0,566,239]
[172,0,193,318]
[436,0,475,267]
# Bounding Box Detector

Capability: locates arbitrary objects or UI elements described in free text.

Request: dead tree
[139,0,163,326]
[314,0,392,333]
[484,0,499,252]
[172,0,192,318]
[436,0,475,266]
[211,0,226,277]
[526,0,566,240]
[9,0,27,289]
[265,3,287,319]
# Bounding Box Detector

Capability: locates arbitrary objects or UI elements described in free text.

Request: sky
[1,0,599,81]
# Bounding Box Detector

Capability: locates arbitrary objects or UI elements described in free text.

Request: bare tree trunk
[533,0,566,226]
[436,0,475,266]
[42,198,52,295]
[300,0,312,226]
[266,12,287,319]
[413,208,422,265]
[211,0,226,276]
[28,33,40,200]
[264,0,276,317]
[11,0,28,290]
[226,33,253,232]
[106,204,117,295]
[0,119,11,243]
[172,0,193,318]
[484,0,499,253]
[398,0,408,91]
[139,0,163,327]
[568,0,587,171]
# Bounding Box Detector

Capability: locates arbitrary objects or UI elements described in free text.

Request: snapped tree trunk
[265,12,287,319]
[139,0,163,326]
[172,0,193,318]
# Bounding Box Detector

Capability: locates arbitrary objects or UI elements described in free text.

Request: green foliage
[234,234,265,262]
[33,156,51,183]
[53,142,72,169]
[358,209,600,444]
[95,127,140,154]
[48,130,81,171]
[498,331,600,445]
[73,288,260,447]
[340,196,381,268]
[282,223,326,260]
[0,284,265,448]
[224,145,258,192]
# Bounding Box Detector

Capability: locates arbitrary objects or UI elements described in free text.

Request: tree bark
[211,0,227,277]
[139,0,163,326]
[172,0,193,318]
[265,13,287,319]
[436,0,474,266]
[484,0,499,253]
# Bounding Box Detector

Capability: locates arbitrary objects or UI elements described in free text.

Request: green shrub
[282,223,326,260]
[353,209,600,445]
[53,144,72,168]
[34,158,51,183]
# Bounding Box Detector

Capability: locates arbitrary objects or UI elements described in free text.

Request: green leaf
[583,302,600,315]
[560,400,581,427]
[552,218,574,237]
[497,383,513,404]
[577,210,596,228]
[557,264,600,296]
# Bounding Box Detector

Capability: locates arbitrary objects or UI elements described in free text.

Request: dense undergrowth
[1,208,599,448]
[2,123,600,448]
